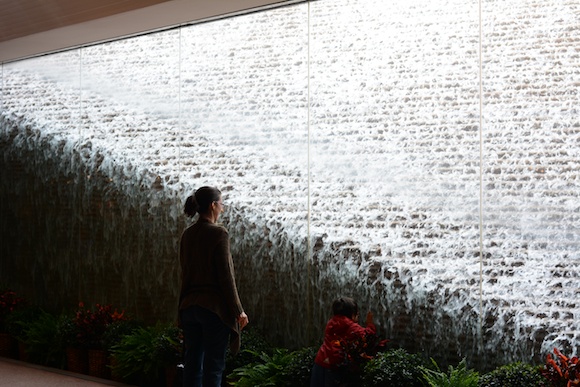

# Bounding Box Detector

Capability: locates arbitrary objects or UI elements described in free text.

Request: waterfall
[1,0,579,370]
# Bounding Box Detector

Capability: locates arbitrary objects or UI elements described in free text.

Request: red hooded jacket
[314,314,377,369]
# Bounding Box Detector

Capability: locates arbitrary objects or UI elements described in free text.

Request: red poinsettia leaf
[547,356,563,377]
[555,348,570,362]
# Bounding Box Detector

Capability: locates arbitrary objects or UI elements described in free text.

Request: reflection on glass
[309,0,482,361]
[0,0,578,367]
[0,52,82,307]
[180,4,310,345]
[481,0,580,360]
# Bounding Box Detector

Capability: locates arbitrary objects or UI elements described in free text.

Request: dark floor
[0,357,132,387]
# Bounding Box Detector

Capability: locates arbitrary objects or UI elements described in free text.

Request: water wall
[1,0,579,370]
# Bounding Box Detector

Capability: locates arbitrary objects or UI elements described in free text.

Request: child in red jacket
[311,297,376,387]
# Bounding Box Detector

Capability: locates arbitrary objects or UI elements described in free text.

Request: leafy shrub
[23,311,66,368]
[278,346,317,387]
[102,319,142,351]
[57,315,78,347]
[0,289,26,332]
[110,324,181,382]
[71,302,128,349]
[4,306,43,341]
[229,348,294,387]
[226,326,274,372]
[152,325,182,367]
[540,348,579,387]
[421,358,479,387]
[479,361,545,387]
[361,348,429,387]
[59,302,129,349]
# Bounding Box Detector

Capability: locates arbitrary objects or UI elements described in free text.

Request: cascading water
[0,0,579,371]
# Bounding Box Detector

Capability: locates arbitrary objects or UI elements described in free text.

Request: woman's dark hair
[332,297,359,317]
[184,186,222,217]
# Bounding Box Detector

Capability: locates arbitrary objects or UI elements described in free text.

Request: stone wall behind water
[1,0,579,370]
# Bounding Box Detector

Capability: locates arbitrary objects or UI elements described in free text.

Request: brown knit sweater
[178,218,244,354]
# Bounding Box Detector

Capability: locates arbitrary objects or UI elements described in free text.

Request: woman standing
[178,186,249,387]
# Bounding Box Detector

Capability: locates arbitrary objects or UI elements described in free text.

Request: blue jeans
[180,305,231,387]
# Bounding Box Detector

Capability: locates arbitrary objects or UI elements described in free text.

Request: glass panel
[309,0,481,363]
[1,0,578,366]
[180,3,310,346]
[0,51,82,307]
[79,30,181,319]
[481,0,580,363]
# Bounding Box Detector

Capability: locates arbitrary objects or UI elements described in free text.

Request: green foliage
[278,346,318,387]
[226,326,274,372]
[110,324,181,381]
[229,349,295,387]
[421,358,479,387]
[226,330,314,387]
[57,314,78,347]
[479,362,546,387]
[152,325,182,366]
[101,319,142,351]
[3,294,563,387]
[361,348,430,387]
[4,306,43,341]
[0,289,26,332]
[22,311,66,368]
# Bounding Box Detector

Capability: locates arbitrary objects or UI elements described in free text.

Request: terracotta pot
[0,333,17,358]
[88,349,111,379]
[66,346,88,374]
[17,340,29,362]
[109,355,125,382]
[165,364,177,387]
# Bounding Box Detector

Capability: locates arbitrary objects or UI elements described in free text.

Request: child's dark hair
[332,297,359,317]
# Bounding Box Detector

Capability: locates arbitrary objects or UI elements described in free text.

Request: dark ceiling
[0,0,286,63]
[0,0,171,42]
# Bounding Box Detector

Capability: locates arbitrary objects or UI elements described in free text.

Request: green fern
[229,348,294,387]
[23,311,66,368]
[110,324,180,380]
[421,358,479,387]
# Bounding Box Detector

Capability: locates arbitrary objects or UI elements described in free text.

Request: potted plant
[103,319,143,381]
[0,288,26,358]
[59,313,89,374]
[19,310,66,368]
[102,318,143,352]
[4,305,43,361]
[62,301,129,376]
[110,324,182,387]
